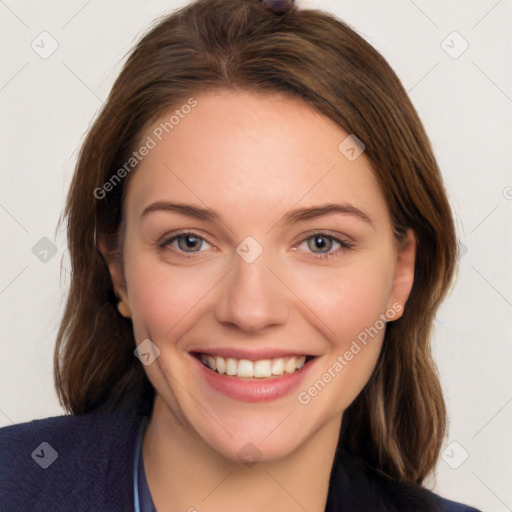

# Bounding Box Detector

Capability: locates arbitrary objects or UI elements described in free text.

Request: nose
[214,252,289,332]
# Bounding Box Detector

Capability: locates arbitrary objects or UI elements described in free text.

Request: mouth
[192,352,316,379]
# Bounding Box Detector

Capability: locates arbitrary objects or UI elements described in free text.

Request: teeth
[205,355,216,371]
[226,358,237,376]
[284,356,297,374]
[271,358,284,376]
[198,354,310,379]
[237,359,254,378]
[216,356,225,374]
[254,360,272,378]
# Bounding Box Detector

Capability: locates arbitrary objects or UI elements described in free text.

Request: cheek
[123,257,216,341]
[299,269,391,411]
[294,274,391,417]
[333,271,390,338]
[287,255,395,344]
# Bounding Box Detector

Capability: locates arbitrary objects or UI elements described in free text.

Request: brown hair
[55,0,457,485]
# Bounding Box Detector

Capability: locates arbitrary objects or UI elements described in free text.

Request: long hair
[55,0,457,484]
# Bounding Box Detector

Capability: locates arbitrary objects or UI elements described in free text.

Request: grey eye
[307,235,334,253]
[176,234,204,252]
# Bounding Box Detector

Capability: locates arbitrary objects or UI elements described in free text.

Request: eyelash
[157,230,354,260]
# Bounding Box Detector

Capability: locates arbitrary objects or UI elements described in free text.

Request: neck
[142,395,342,512]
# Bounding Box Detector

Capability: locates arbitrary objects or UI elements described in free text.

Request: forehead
[124,89,390,228]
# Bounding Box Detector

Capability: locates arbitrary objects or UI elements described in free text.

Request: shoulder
[328,448,482,512]
[374,469,482,512]
[367,461,482,512]
[0,408,145,512]
[436,496,482,512]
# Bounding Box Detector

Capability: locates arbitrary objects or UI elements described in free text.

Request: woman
[0,0,482,510]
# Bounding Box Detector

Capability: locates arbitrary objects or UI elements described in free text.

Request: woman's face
[108,89,415,462]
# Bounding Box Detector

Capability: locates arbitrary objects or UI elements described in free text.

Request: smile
[196,353,314,379]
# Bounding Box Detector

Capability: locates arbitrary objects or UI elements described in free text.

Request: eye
[297,232,353,260]
[157,230,353,259]
[159,231,211,254]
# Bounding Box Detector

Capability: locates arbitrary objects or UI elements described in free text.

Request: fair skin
[101,89,416,512]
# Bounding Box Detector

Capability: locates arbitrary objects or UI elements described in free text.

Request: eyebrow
[141,201,374,227]
[280,203,373,227]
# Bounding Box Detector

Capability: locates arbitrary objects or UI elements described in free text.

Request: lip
[191,352,316,403]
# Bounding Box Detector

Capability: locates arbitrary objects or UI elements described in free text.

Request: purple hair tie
[261,0,295,14]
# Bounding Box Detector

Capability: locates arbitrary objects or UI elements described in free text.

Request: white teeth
[225,358,238,376]
[237,359,254,378]
[198,354,310,379]
[254,360,272,378]
[205,355,216,371]
[284,356,297,374]
[271,358,285,376]
[215,356,225,374]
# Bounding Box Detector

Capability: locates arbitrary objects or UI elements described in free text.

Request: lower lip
[192,356,315,403]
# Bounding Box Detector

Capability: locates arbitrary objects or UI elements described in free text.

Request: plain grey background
[0,1,511,510]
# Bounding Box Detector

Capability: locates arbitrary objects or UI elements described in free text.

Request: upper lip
[189,347,317,360]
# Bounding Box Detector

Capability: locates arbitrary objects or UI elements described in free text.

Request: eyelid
[295,228,354,244]
[157,229,214,252]
[294,231,354,257]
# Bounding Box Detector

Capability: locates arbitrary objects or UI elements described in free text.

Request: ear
[386,229,416,321]
[97,236,132,319]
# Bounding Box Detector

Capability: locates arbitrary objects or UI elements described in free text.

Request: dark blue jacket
[0,408,482,511]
